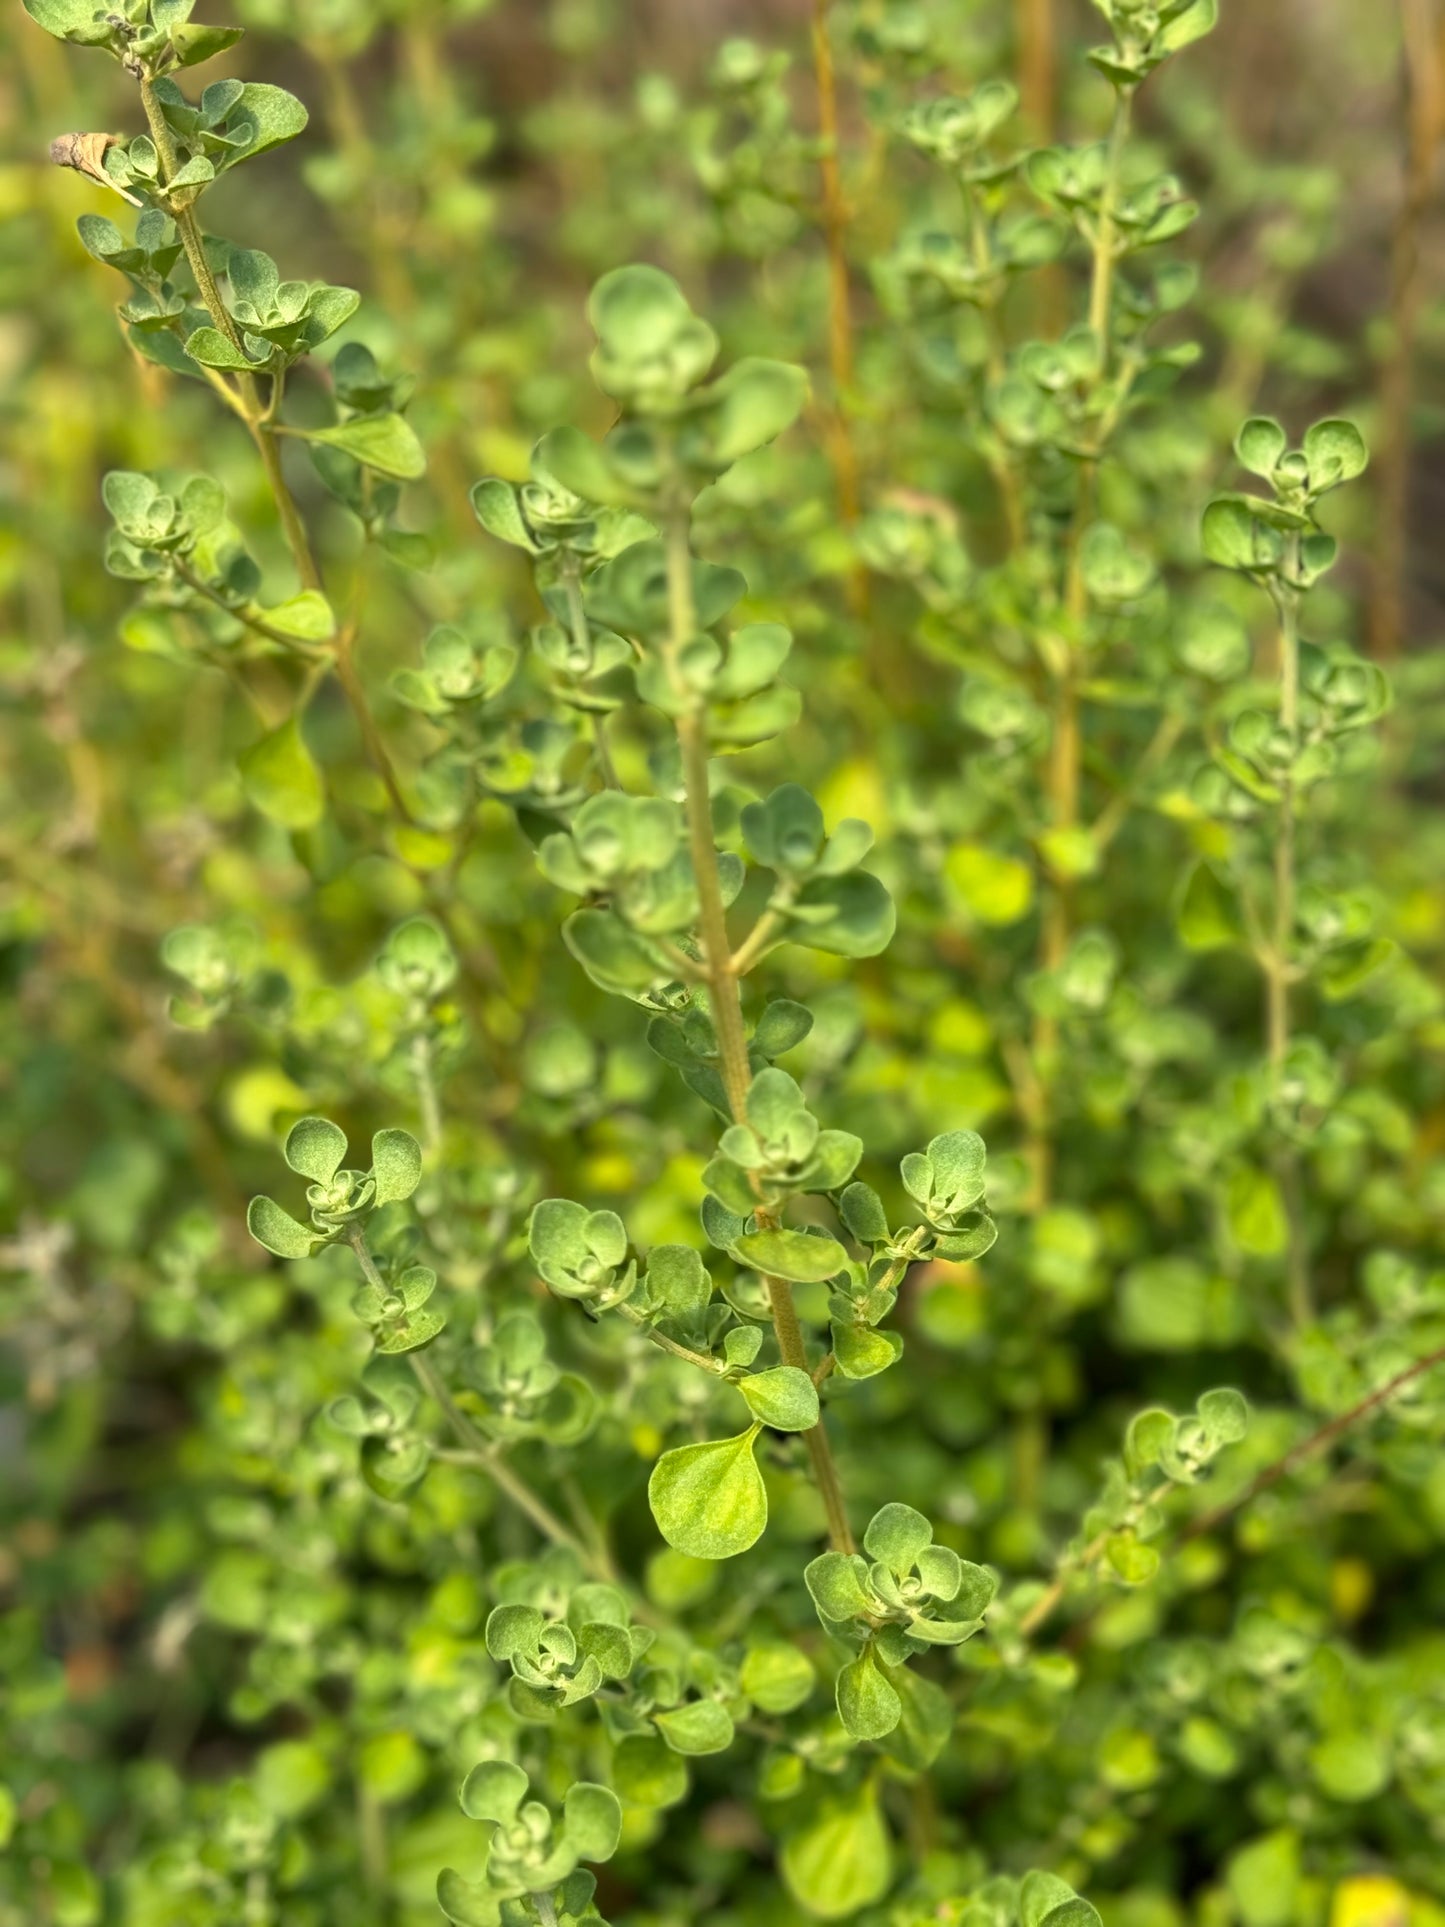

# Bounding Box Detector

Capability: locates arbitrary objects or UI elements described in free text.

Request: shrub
[5,1,1444,1925]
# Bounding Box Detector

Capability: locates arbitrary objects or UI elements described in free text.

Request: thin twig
[1182,1343,1445,1543]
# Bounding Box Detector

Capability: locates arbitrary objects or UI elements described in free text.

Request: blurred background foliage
[5,1,1445,1924]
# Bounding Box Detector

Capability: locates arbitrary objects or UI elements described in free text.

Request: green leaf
[485,1604,543,1663]
[1125,1408,1176,1476]
[169,22,245,65]
[752,999,813,1059]
[184,326,264,371]
[610,1734,688,1808]
[562,1782,623,1861]
[703,357,810,462]
[737,1366,819,1432]
[371,1128,422,1205]
[22,0,113,43]
[1308,1730,1390,1803]
[373,1308,445,1355]
[458,1758,528,1825]
[863,1502,933,1572]
[1177,862,1245,950]
[647,1425,767,1559]
[284,1115,347,1183]
[732,1228,847,1284]
[470,478,538,551]
[1022,1873,1103,1927]
[653,1700,736,1754]
[1201,497,1281,574]
[780,1784,892,1920]
[532,425,630,505]
[590,263,694,353]
[259,591,335,641]
[804,1550,870,1622]
[945,842,1034,926]
[358,1731,426,1805]
[217,83,309,166]
[881,1666,955,1772]
[739,1641,815,1714]
[1157,0,1217,52]
[788,873,897,957]
[168,155,216,190]
[246,1195,320,1259]
[1226,1166,1287,1257]
[304,414,427,480]
[564,909,672,998]
[838,1182,889,1244]
[1235,417,1286,478]
[645,1244,712,1317]
[435,1869,499,1927]
[1225,1830,1301,1927]
[239,715,325,830]
[1302,418,1368,492]
[836,1643,902,1741]
[1197,1387,1249,1447]
[254,1738,332,1818]
[831,1322,904,1380]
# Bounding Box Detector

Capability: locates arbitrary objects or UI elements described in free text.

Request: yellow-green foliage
[4,3,1445,1926]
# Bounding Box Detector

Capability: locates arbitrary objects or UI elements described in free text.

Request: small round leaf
[647,1425,767,1560]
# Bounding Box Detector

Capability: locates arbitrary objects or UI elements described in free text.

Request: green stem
[356,1780,388,1901]
[617,1302,724,1376]
[342,1229,602,1572]
[173,560,333,657]
[410,1031,443,1154]
[1269,557,1311,1327]
[665,504,856,1556]
[1026,86,1136,1209]
[140,78,321,592]
[728,899,792,978]
[1089,88,1134,354]
[409,1349,599,1571]
[1017,1474,1168,1639]
[139,74,414,820]
[562,564,622,788]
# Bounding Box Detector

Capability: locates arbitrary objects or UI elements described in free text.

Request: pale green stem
[1089,88,1134,353]
[342,1228,604,1571]
[562,565,622,788]
[1017,1472,1171,1640]
[617,1302,724,1376]
[356,1780,388,1898]
[410,1031,443,1154]
[1029,83,1136,1210]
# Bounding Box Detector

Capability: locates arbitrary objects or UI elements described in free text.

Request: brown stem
[1016,0,1057,141]
[1024,92,1133,1207]
[810,0,868,615]
[173,560,331,655]
[140,81,321,592]
[139,76,414,817]
[332,628,415,823]
[1370,0,1444,658]
[667,506,855,1555]
[1182,1343,1445,1543]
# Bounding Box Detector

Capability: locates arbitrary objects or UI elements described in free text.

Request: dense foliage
[5,1,1445,1924]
